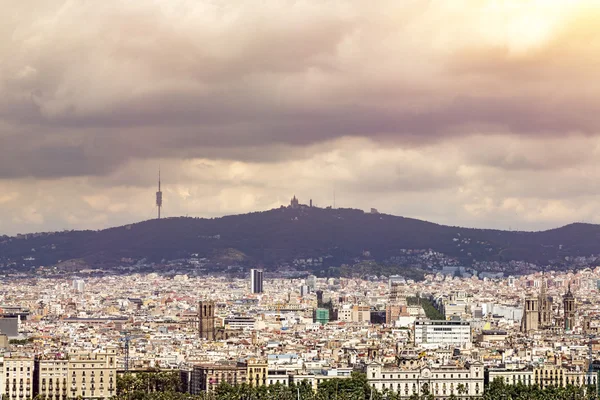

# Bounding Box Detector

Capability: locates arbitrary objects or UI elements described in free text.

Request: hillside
[1,207,600,272]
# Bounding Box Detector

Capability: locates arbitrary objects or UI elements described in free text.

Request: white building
[414,320,471,348]
[224,316,256,330]
[73,279,85,292]
[338,305,352,322]
[366,362,484,398]
[3,356,35,400]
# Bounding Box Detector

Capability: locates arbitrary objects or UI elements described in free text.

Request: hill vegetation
[1,207,600,273]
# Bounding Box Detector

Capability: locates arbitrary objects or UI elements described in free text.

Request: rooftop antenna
[156,167,163,219]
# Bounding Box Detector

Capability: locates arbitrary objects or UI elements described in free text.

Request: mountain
[1,206,600,273]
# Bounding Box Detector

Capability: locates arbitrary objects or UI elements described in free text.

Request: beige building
[67,349,117,399]
[352,305,371,323]
[246,359,268,387]
[3,356,34,400]
[36,358,68,400]
[488,365,597,389]
[191,361,247,394]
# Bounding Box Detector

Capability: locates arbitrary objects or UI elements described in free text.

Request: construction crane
[587,333,598,396]
[120,332,146,372]
[120,335,131,372]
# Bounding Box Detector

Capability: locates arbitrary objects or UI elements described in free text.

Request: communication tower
[156,168,163,219]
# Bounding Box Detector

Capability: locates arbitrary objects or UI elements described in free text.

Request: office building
[300,285,310,297]
[314,308,329,325]
[414,320,471,347]
[72,279,85,293]
[250,269,263,294]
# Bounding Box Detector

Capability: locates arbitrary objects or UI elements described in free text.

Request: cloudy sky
[2,0,600,235]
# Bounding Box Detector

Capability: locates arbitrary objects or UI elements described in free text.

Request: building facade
[191,362,247,394]
[34,358,68,400]
[414,320,471,347]
[3,356,34,400]
[67,349,117,399]
[246,359,268,387]
[366,363,484,398]
[488,365,597,388]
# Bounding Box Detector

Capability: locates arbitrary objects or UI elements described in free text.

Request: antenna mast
[156,168,163,219]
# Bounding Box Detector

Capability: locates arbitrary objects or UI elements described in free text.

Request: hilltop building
[287,196,314,210]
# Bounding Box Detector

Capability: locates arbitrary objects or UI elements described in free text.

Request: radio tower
[156,168,163,219]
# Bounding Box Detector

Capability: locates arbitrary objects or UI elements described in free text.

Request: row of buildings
[0,349,117,400]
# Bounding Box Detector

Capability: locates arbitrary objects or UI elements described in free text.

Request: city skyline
[3,1,600,235]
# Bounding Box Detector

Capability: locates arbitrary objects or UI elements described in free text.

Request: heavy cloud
[1,0,600,233]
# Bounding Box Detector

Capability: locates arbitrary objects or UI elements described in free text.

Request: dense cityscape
[5,0,600,399]
[1,259,600,399]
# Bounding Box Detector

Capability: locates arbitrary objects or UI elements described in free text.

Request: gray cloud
[2,1,600,234]
[2,1,600,180]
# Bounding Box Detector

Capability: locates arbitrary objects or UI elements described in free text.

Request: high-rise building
[73,279,85,292]
[250,269,263,294]
[198,301,216,340]
[316,290,324,305]
[300,285,310,297]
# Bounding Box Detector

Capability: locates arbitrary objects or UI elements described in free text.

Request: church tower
[521,295,539,332]
[563,284,576,331]
[198,300,215,340]
[538,277,553,329]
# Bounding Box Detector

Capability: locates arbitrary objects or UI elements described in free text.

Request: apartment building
[488,365,598,388]
[3,356,34,400]
[191,362,247,394]
[67,349,117,399]
[246,359,268,387]
[34,358,68,400]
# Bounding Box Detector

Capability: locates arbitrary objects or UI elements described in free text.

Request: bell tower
[563,284,576,331]
[198,300,215,340]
